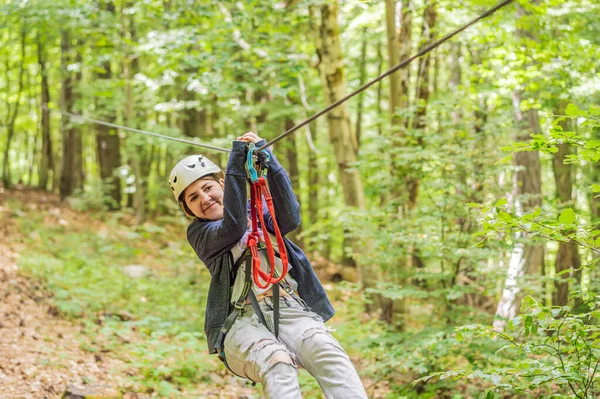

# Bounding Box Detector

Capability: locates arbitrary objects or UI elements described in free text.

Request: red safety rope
[246,176,289,289]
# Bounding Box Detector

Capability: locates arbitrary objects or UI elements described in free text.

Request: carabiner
[246,144,260,183]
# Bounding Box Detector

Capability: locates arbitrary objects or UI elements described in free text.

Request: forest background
[1,0,599,397]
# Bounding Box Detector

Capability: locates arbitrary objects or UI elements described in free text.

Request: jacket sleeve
[257,140,301,236]
[187,141,249,271]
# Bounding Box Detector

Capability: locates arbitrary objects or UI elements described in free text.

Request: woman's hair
[178,173,222,218]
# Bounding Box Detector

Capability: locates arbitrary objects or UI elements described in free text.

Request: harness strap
[215,252,254,359]
[273,283,279,338]
[248,289,268,327]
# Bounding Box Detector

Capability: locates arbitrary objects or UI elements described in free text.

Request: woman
[168,132,367,398]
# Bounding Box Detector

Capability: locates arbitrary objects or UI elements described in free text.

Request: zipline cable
[258,0,514,152]
[43,105,231,153]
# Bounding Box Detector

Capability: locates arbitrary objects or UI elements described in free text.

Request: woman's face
[183,177,225,220]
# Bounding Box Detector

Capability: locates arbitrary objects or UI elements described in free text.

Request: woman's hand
[237,131,262,144]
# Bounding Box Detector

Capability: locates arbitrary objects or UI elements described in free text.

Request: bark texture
[312,3,365,212]
[552,101,581,306]
[37,32,54,190]
[59,31,84,200]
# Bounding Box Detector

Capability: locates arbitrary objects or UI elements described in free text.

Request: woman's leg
[224,308,302,399]
[269,297,368,399]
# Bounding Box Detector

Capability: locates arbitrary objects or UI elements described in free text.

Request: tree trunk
[27,69,40,186]
[95,63,122,209]
[37,32,54,190]
[59,31,84,200]
[385,0,404,128]
[312,3,366,272]
[307,121,319,255]
[311,3,365,212]
[92,2,121,209]
[284,117,305,249]
[355,27,368,146]
[2,30,26,188]
[494,92,544,330]
[552,101,581,307]
[120,4,147,222]
[386,0,412,191]
[409,0,436,209]
[311,2,379,315]
[383,0,410,326]
[398,0,412,126]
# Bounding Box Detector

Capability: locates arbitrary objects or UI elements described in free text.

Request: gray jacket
[187,140,335,354]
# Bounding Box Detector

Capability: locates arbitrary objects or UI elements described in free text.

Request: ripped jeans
[223,296,368,399]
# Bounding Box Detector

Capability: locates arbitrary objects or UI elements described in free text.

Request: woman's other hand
[237,131,262,144]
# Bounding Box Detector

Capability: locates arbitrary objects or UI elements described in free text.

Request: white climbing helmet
[168,155,224,201]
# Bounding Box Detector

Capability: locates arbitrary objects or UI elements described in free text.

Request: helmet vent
[186,163,196,169]
[173,176,178,183]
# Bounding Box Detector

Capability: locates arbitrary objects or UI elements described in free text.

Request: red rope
[246,177,289,289]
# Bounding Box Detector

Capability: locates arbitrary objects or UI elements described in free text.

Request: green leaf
[498,211,513,221]
[525,315,533,329]
[585,140,600,150]
[532,207,541,217]
[520,296,538,312]
[565,103,579,117]
[495,155,513,165]
[556,268,573,276]
[558,208,576,224]
[495,198,508,207]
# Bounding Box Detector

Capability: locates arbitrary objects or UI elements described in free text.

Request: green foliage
[422,296,600,398]
[423,107,600,397]
[502,106,600,164]
[477,107,600,261]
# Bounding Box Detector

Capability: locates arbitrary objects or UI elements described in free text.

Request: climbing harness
[215,143,306,369]
[245,143,291,339]
[45,0,513,154]
[215,246,306,376]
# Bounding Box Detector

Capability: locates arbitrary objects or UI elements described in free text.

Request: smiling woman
[169,132,368,399]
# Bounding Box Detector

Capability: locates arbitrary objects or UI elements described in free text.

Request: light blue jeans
[223,296,368,399]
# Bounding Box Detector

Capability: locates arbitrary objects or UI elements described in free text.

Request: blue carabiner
[246,144,260,183]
